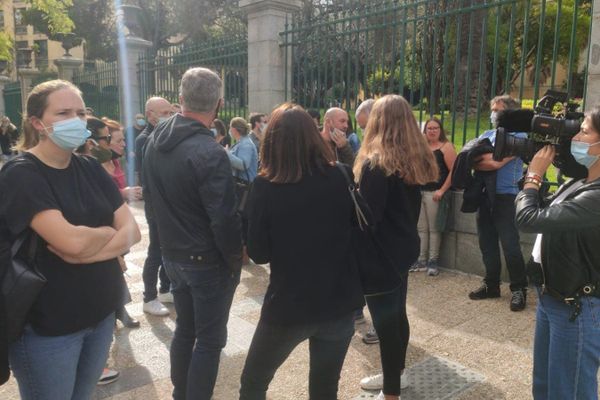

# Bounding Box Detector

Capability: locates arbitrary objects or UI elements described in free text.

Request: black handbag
[234,162,252,216]
[1,231,46,343]
[335,163,403,295]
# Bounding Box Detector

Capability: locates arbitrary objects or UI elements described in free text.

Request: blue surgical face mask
[490,111,498,127]
[210,128,218,137]
[43,117,90,151]
[136,118,146,127]
[570,140,600,168]
[228,129,234,138]
[158,116,169,124]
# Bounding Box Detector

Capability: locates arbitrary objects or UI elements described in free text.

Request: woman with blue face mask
[0,80,141,399]
[515,106,600,400]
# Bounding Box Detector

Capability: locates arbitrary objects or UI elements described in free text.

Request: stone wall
[439,191,535,281]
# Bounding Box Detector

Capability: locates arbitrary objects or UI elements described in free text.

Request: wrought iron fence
[138,37,248,122]
[281,0,592,146]
[4,82,22,128]
[73,61,120,120]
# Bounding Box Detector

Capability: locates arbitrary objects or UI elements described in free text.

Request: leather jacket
[515,178,600,308]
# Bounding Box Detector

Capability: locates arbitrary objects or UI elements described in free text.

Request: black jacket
[247,166,364,324]
[358,163,421,285]
[134,123,155,177]
[0,221,10,385]
[451,137,496,212]
[516,178,600,302]
[143,114,242,271]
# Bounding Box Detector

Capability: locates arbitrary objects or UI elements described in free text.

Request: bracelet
[524,177,542,188]
[526,172,543,183]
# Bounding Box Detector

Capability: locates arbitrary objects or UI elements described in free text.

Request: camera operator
[515,107,600,399]
[468,95,528,312]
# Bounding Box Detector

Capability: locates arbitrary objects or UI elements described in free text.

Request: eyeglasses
[96,135,112,143]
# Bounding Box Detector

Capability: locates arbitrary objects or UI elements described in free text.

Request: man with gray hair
[356,99,375,131]
[321,107,355,165]
[143,67,242,400]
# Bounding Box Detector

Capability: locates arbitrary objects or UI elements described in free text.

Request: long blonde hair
[353,94,438,185]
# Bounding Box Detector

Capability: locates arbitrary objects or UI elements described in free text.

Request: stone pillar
[0,75,10,116]
[19,68,39,113]
[240,0,301,114]
[586,0,600,110]
[117,36,152,124]
[54,56,83,82]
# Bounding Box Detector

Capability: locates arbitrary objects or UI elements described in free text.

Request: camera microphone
[496,109,535,133]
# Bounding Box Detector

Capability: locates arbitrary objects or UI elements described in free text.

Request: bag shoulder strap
[335,162,371,231]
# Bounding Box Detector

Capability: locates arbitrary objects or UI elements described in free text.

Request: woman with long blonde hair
[355,95,437,400]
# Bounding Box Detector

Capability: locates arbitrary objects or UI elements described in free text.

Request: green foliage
[486,0,591,94]
[0,32,13,61]
[28,0,74,34]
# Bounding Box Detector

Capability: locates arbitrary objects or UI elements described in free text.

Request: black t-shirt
[0,153,126,336]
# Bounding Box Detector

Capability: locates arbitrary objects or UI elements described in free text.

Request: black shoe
[116,308,141,328]
[510,289,527,311]
[468,284,501,300]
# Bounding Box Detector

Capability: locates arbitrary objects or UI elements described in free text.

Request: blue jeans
[163,259,240,400]
[477,194,527,291]
[533,290,600,400]
[239,313,354,400]
[8,312,115,400]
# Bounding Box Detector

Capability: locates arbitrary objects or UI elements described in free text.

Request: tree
[23,0,117,61]
[23,0,240,61]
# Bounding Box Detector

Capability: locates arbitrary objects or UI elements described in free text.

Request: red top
[111,159,126,189]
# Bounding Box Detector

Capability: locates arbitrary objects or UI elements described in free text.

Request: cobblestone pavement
[1,202,541,399]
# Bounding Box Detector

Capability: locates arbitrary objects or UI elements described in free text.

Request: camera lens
[493,128,540,163]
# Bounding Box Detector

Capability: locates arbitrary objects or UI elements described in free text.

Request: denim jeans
[477,194,527,291]
[239,313,354,400]
[142,217,171,303]
[365,275,409,396]
[533,290,600,400]
[163,259,240,400]
[8,312,115,400]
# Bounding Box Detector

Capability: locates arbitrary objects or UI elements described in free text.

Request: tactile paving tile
[354,356,485,400]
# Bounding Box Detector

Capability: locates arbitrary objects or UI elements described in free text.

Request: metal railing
[281,0,592,146]
[73,61,120,120]
[3,82,22,128]
[138,37,248,122]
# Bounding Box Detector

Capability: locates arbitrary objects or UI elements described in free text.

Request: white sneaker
[375,390,401,399]
[360,373,409,391]
[97,368,119,385]
[143,299,169,316]
[157,292,174,303]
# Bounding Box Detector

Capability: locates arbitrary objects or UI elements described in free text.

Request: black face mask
[111,149,121,160]
[91,147,113,163]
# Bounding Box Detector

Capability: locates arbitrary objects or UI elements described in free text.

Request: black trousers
[477,194,527,291]
[239,313,354,400]
[142,217,171,303]
[366,276,409,396]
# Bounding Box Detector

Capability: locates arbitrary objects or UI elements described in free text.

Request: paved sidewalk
[0,202,539,399]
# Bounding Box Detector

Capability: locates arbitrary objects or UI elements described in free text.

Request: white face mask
[260,122,267,132]
[490,111,499,127]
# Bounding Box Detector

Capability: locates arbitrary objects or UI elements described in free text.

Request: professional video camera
[492,90,587,178]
